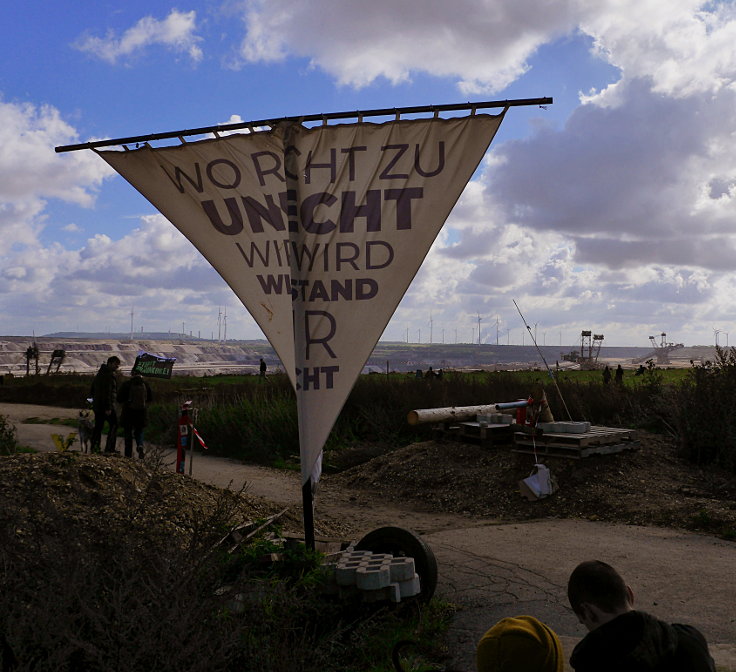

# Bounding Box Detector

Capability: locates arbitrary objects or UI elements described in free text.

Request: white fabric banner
[98,113,504,486]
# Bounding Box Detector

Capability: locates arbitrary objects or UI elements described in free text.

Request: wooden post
[407,404,501,425]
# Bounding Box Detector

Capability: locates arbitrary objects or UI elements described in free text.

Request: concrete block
[398,573,421,598]
[388,556,415,582]
[335,560,364,586]
[361,582,401,604]
[355,563,391,590]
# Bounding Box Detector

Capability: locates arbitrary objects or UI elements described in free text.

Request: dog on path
[77,409,93,453]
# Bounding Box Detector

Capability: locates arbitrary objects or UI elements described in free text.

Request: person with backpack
[117,372,153,459]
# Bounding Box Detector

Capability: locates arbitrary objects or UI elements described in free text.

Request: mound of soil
[0,452,351,543]
[330,431,736,537]
[2,426,735,543]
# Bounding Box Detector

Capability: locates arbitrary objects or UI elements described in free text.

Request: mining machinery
[632,332,684,365]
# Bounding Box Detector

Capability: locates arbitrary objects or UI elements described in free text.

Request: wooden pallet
[455,421,514,445]
[513,425,638,459]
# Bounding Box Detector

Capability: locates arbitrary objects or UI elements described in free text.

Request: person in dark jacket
[602,365,612,384]
[615,364,624,384]
[567,560,715,671]
[90,356,121,453]
[117,372,153,459]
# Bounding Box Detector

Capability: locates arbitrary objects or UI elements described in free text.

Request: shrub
[4,366,718,470]
[672,347,736,472]
[0,459,447,672]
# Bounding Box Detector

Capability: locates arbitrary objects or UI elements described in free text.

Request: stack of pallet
[456,420,515,444]
[513,423,638,459]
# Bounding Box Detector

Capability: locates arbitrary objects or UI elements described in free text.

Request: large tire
[355,526,438,601]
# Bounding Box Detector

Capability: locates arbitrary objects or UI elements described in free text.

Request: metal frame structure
[55,97,552,153]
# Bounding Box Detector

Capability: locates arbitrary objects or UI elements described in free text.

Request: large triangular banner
[98,112,505,487]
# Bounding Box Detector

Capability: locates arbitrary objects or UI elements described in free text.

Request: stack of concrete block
[323,549,421,603]
[537,421,591,434]
[476,413,514,425]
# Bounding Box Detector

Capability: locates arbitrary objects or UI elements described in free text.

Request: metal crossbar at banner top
[54,97,552,153]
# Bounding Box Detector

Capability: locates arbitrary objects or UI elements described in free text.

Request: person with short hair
[567,560,715,671]
[90,356,121,453]
[117,372,153,459]
[476,615,563,672]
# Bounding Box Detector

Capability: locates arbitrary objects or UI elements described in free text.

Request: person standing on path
[567,560,715,671]
[259,358,267,380]
[89,356,121,453]
[602,366,612,384]
[117,372,152,458]
[615,364,624,385]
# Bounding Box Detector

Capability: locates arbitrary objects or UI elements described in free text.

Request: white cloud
[578,0,736,99]
[7,1,736,345]
[0,100,112,208]
[0,99,114,259]
[0,100,236,337]
[237,0,736,99]
[238,0,577,91]
[0,214,247,336]
[233,0,736,340]
[475,61,736,274]
[74,9,203,64]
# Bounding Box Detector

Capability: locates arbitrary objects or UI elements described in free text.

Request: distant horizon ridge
[0,332,720,350]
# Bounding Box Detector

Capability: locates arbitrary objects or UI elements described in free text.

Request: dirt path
[3,403,735,671]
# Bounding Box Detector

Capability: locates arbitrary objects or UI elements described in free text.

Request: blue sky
[1,1,735,347]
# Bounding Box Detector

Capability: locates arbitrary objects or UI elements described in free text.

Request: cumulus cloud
[0,100,112,208]
[74,9,203,64]
[0,100,243,337]
[238,0,577,92]
[480,66,736,273]
[0,214,245,336]
[386,1,734,344]
[238,0,736,98]
[0,99,114,258]
[578,0,736,98]
[7,1,736,344]
[229,0,736,342]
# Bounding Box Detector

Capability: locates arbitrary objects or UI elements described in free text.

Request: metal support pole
[176,405,188,474]
[188,406,197,476]
[302,479,315,551]
[55,97,553,153]
[188,424,194,476]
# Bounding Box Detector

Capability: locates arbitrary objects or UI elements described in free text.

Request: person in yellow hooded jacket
[477,614,564,672]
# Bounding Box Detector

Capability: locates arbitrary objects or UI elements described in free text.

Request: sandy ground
[2,403,735,671]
